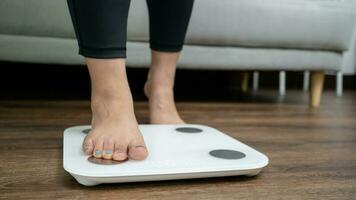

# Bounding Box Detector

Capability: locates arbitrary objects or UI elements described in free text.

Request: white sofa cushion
[0,0,355,51]
[0,34,342,71]
[128,0,356,51]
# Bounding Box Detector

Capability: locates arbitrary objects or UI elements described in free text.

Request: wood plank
[0,91,355,200]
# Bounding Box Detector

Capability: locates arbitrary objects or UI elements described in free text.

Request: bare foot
[145,51,185,124]
[82,58,148,161]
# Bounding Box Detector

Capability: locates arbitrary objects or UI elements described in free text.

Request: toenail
[94,150,102,156]
[104,150,113,155]
[135,145,146,149]
[115,151,127,158]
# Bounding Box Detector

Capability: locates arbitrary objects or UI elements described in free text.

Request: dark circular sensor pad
[175,127,203,133]
[82,128,91,134]
[209,149,246,159]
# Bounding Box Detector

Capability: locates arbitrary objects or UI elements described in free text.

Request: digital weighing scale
[63,125,268,186]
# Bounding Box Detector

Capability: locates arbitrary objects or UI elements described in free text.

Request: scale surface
[63,124,268,186]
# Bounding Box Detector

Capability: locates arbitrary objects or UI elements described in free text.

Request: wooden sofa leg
[310,71,325,108]
[241,72,249,92]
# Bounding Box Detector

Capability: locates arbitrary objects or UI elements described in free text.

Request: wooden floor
[0,90,355,200]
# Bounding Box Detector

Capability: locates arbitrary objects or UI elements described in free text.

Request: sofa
[0,0,355,107]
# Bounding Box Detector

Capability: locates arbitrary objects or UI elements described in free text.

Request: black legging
[66,0,194,59]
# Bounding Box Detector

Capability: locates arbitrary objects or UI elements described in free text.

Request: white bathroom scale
[63,124,268,186]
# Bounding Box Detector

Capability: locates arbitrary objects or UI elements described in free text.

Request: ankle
[145,78,175,96]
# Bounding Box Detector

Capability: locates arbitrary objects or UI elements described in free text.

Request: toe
[113,143,128,161]
[93,140,104,158]
[82,136,94,155]
[128,139,148,160]
[102,140,114,160]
